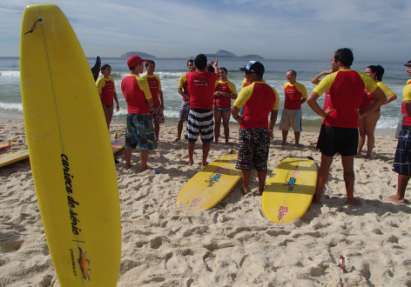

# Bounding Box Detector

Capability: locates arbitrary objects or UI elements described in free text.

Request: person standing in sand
[232,61,279,195]
[280,70,307,145]
[121,55,156,171]
[307,48,385,204]
[214,67,237,144]
[175,59,194,142]
[358,65,397,158]
[96,64,120,129]
[142,60,165,141]
[388,60,411,204]
[186,54,218,165]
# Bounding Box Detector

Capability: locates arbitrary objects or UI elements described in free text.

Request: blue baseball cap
[240,61,265,77]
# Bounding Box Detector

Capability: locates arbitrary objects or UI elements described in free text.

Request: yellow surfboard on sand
[176,152,241,211]
[0,149,29,168]
[262,157,318,224]
[20,4,120,287]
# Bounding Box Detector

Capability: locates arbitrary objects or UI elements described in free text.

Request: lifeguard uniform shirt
[360,81,396,112]
[313,69,378,128]
[178,74,189,103]
[96,76,116,107]
[401,79,411,126]
[186,71,218,110]
[283,81,307,110]
[214,80,237,109]
[142,74,162,108]
[233,81,279,129]
[121,74,152,114]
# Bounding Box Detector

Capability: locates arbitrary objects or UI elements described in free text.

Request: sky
[1,0,411,61]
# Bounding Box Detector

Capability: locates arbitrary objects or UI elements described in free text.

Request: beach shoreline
[1,117,410,286]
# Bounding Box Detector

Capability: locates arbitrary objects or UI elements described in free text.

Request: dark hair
[101,64,111,72]
[288,69,297,77]
[187,59,194,65]
[194,54,207,70]
[207,64,215,73]
[145,60,155,67]
[334,48,354,67]
[219,67,228,74]
[367,65,384,81]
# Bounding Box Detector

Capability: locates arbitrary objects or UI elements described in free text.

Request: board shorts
[279,109,302,132]
[393,126,411,175]
[186,109,214,143]
[236,128,270,171]
[316,125,358,157]
[179,102,189,122]
[152,107,165,125]
[125,114,157,151]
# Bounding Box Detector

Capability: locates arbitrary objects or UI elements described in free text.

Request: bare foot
[281,141,287,145]
[188,159,194,166]
[124,162,131,169]
[137,165,152,172]
[242,187,251,195]
[173,138,180,143]
[202,161,209,166]
[346,197,361,206]
[257,189,264,196]
[312,191,323,204]
[385,194,405,205]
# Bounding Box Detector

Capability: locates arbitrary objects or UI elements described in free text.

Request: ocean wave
[0,70,20,80]
[0,102,23,112]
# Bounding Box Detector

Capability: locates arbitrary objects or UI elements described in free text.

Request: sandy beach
[1,117,411,287]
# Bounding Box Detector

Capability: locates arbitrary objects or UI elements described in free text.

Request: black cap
[405,60,411,67]
[240,61,265,77]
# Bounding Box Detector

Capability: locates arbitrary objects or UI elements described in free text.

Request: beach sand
[1,118,411,287]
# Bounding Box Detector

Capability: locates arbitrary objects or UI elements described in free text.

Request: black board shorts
[316,124,358,157]
[393,126,411,176]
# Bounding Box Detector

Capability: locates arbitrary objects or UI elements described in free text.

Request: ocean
[0,57,408,128]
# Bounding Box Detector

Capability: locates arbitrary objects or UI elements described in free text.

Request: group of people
[94,48,411,206]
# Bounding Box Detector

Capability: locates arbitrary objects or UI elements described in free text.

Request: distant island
[120,49,264,60]
[121,51,156,59]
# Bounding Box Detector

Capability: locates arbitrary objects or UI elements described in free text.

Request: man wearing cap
[186,54,218,165]
[232,61,279,195]
[121,55,156,171]
[307,48,385,205]
[388,60,411,204]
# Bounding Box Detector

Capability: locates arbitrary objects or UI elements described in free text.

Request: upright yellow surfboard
[262,157,317,224]
[20,4,121,287]
[176,152,241,211]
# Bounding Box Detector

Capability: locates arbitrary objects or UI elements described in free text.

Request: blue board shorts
[126,114,157,151]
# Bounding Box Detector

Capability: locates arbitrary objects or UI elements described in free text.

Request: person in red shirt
[96,64,119,128]
[143,60,165,141]
[186,54,218,165]
[280,70,307,145]
[307,48,385,204]
[175,59,194,142]
[232,61,279,195]
[389,60,411,204]
[121,55,155,171]
[214,67,237,144]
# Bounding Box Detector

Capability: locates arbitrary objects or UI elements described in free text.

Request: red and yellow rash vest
[178,74,189,102]
[187,71,218,110]
[96,76,116,107]
[283,81,307,110]
[142,74,162,108]
[313,69,377,128]
[401,79,411,126]
[121,74,152,114]
[360,81,396,112]
[233,81,279,129]
[214,80,237,109]
[241,78,252,88]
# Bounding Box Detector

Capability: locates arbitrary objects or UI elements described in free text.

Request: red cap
[127,55,144,69]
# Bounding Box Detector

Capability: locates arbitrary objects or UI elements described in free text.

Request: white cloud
[0,0,410,60]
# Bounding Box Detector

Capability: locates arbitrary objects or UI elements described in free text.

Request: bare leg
[222,111,231,143]
[341,155,356,204]
[154,121,160,142]
[294,131,301,145]
[365,111,380,158]
[357,117,366,155]
[257,170,267,195]
[202,142,210,165]
[282,130,288,145]
[314,154,333,203]
[214,111,222,143]
[124,148,132,169]
[241,170,251,194]
[386,175,409,204]
[188,141,195,165]
[139,150,150,171]
[175,120,184,142]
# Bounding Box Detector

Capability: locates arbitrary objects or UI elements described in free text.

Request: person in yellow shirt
[388,60,411,204]
[96,64,119,128]
[358,65,397,158]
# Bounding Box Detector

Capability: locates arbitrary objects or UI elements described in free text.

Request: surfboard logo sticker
[278,206,288,221]
[78,247,91,280]
[207,173,222,187]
